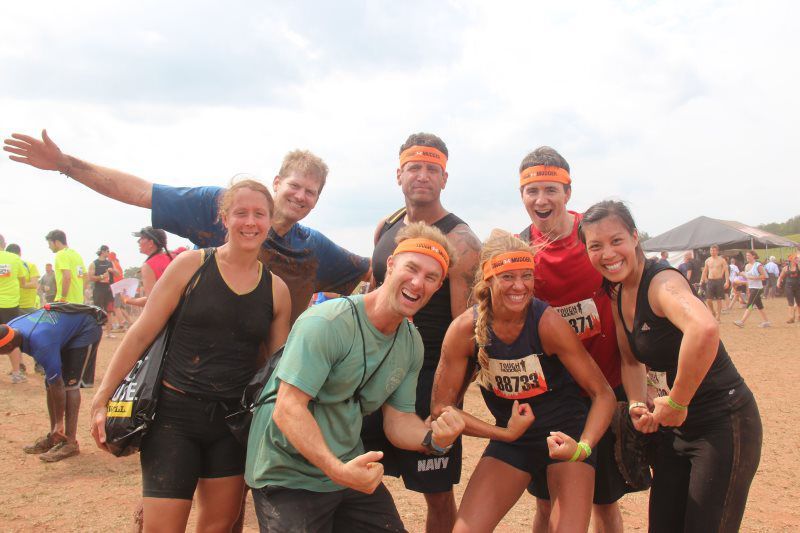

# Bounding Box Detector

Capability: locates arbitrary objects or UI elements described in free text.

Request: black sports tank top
[372,209,466,369]
[618,260,750,427]
[478,299,582,442]
[163,251,274,399]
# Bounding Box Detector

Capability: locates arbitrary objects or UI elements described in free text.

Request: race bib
[0,264,10,277]
[486,353,549,400]
[554,298,601,340]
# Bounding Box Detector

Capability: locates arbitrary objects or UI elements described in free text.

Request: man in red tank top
[517,146,630,533]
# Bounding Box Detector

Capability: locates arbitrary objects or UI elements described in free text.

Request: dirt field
[1,298,797,532]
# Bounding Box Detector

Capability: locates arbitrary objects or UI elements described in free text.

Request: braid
[473,279,493,386]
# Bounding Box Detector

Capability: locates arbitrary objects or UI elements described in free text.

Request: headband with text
[519,165,571,187]
[399,146,448,172]
[483,251,535,281]
[393,238,450,277]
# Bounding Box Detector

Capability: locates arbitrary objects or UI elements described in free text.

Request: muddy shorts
[140,387,245,500]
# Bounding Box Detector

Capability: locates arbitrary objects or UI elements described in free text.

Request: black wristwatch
[422,429,452,456]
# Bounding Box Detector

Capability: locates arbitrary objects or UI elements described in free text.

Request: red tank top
[144,252,172,280]
[521,211,621,389]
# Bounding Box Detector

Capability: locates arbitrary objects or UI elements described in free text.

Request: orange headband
[483,251,535,281]
[0,327,14,349]
[399,146,447,171]
[393,238,450,277]
[519,165,571,187]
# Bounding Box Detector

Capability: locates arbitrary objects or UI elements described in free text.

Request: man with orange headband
[246,222,465,532]
[4,130,370,325]
[517,146,633,533]
[0,307,102,462]
[365,132,480,532]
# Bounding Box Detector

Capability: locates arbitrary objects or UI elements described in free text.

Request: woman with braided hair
[431,230,615,532]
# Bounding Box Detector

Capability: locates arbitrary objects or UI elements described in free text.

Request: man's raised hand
[4,129,66,171]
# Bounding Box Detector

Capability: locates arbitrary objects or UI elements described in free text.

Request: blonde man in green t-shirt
[46,230,85,304]
[0,234,27,383]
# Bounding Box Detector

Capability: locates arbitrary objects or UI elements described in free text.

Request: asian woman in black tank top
[89,180,291,532]
[580,200,761,533]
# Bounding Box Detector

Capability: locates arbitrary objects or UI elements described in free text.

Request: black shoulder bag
[105,248,216,457]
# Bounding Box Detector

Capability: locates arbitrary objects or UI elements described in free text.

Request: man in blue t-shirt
[4,130,371,324]
[1,307,102,462]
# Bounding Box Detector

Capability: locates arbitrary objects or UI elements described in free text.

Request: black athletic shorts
[487,402,595,492]
[361,366,462,493]
[93,287,114,312]
[140,387,245,500]
[706,279,725,300]
[251,483,405,533]
[0,306,19,325]
[527,385,634,504]
[61,343,99,390]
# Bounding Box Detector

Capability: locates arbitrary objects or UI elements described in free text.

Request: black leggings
[786,281,800,307]
[746,288,764,310]
[649,397,762,533]
[140,387,245,499]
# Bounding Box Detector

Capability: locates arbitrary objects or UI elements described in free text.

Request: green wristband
[568,445,582,462]
[666,396,687,411]
[577,441,592,459]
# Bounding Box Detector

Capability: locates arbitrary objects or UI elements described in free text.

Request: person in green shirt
[5,244,40,314]
[0,234,27,383]
[246,222,466,532]
[46,230,85,304]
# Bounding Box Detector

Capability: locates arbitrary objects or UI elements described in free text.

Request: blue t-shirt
[9,310,102,383]
[152,184,370,324]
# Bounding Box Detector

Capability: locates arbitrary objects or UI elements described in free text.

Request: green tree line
[758,214,800,235]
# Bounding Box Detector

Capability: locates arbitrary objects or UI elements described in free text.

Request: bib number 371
[554,298,601,340]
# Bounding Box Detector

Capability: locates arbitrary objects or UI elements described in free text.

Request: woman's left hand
[546,431,579,461]
[651,396,688,427]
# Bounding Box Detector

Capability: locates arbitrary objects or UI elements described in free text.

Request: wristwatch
[422,430,452,456]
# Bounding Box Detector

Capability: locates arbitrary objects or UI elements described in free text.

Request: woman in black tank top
[89,180,291,532]
[432,231,615,532]
[580,200,762,533]
[778,251,800,323]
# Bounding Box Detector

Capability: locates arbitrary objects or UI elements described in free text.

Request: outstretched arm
[4,130,153,208]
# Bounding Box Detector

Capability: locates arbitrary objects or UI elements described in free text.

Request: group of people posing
[2,130,763,532]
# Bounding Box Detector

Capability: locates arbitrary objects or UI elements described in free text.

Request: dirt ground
[1,298,798,532]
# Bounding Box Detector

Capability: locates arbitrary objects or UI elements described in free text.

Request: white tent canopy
[642,216,797,252]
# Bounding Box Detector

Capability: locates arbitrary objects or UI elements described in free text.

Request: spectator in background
[107,251,133,331]
[678,252,694,282]
[777,251,800,324]
[657,250,670,267]
[734,251,770,328]
[0,234,26,382]
[764,256,780,298]
[88,245,121,338]
[124,227,173,308]
[5,244,39,315]
[39,263,56,303]
[46,229,85,304]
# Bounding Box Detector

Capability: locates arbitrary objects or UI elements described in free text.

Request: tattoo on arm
[664,281,693,319]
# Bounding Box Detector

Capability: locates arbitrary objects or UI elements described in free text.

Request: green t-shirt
[0,250,24,308]
[54,248,85,303]
[245,295,423,492]
[19,261,39,309]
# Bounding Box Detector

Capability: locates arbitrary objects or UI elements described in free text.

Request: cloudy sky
[3,0,798,272]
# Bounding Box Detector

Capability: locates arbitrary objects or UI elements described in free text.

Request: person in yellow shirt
[5,244,40,314]
[0,234,26,383]
[45,230,85,304]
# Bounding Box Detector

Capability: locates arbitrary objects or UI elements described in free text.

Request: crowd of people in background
[1,127,795,532]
